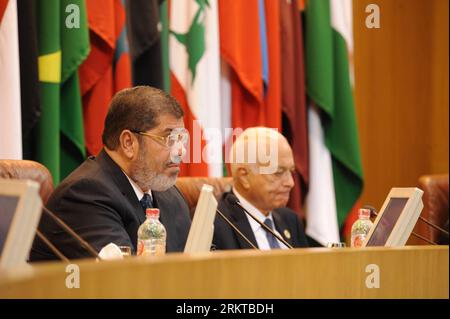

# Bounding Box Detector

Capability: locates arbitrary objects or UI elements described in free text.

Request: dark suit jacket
[213,191,309,250]
[30,150,191,261]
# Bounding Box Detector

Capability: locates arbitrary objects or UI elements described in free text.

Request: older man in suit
[30,86,191,261]
[213,127,309,250]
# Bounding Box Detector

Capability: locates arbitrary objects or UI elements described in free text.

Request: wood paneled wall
[353,0,449,209]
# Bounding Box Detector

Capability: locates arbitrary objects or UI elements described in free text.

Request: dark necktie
[140,193,153,210]
[264,218,280,249]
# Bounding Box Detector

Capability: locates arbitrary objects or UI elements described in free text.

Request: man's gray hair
[229,127,284,175]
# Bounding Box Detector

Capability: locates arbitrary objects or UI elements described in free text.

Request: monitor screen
[0,179,43,270]
[366,197,409,246]
[0,195,20,254]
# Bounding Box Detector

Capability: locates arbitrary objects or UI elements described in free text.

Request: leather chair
[408,174,449,245]
[0,160,54,204]
[176,177,233,217]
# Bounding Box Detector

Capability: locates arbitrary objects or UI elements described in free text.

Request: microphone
[363,205,443,245]
[35,230,70,263]
[364,204,448,235]
[215,208,259,250]
[226,194,293,249]
[41,206,100,259]
[418,215,449,236]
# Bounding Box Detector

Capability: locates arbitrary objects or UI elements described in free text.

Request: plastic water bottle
[137,208,167,256]
[351,208,373,248]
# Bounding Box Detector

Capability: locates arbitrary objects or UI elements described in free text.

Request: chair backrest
[0,160,54,204]
[176,177,233,217]
[408,174,449,245]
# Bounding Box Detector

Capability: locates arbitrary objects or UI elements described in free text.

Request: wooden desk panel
[0,246,447,298]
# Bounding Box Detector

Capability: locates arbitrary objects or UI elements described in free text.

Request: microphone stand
[418,215,449,236]
[370,210,438,245]
[216,209,258,249]
[234,201,293,249]
[42,206,100,259]
[35,230,70,263]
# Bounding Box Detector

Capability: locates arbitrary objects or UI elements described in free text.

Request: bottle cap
[146,208,160,218]
[358,208,371,219]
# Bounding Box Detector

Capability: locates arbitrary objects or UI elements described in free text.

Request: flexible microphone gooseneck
[363,205,442,245]
[35,230,70,262]
[226,194,293,249]
[418,215,449,236]
[42,206,100,259]
[215,208,258,249]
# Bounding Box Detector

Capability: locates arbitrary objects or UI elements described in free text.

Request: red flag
[79,0,131,156]
[0,0,8,22]
[171,73,209,177]
[219,0,264,130]
[113,0,131,91]
[281,0,309,218]
[263,0,282,130]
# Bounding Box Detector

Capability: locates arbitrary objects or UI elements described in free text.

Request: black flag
[125,0,164,89]
[17,0,40,158]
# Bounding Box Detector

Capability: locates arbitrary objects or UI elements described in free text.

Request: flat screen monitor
[0,179,42,270]
[184,184,218,253]
[363,188,423,247]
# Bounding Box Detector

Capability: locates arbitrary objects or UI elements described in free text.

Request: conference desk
[0,246,447,298]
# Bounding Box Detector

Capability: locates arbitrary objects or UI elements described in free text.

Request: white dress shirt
[233,189,287,250]
[123,172,153,204]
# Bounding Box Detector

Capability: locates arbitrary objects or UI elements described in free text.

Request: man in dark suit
[30,86,191,261]
[213,127,309,250]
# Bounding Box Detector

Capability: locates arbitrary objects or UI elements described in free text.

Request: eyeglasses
[130,128,189,148]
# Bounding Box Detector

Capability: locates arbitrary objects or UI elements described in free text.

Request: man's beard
[129,148,178,192]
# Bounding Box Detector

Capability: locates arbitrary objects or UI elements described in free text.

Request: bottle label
[352,234,366,248]
[137,239,166,257]
[137,240,145,256]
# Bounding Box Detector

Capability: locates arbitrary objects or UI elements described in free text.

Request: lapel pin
[284,229,291,239]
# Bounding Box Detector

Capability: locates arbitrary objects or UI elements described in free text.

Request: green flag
[160,0,170,93]
[60,0,89,179]
[37,0,61,184]
[36,0,89,184]
[304,0,363,230]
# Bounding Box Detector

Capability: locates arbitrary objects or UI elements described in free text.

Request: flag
[170,0,223,177]
[35,0,61,182]
[126,0,163,89]
[280,0,309,218]
[263,0,282,130]
[304,0,363,245]
[33,0,89,184]
[0,0,6,19]
[0,0,22,159]
[219,0,264,130]
[80,0,131,156]
[60,0,90,179]
[258,0,269,93]
[17,0,40,159]
[114,0,132,91]
[160,0,170,92]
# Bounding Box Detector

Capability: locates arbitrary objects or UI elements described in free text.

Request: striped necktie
[140,193,153,210]
[264,218,280,249]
